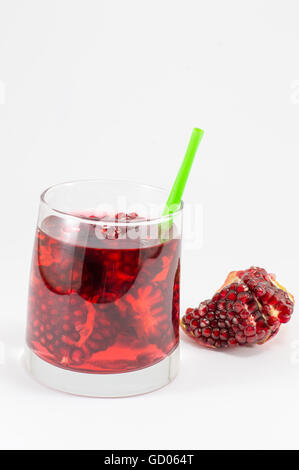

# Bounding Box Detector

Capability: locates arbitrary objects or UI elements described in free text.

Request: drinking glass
[25,180,182,397]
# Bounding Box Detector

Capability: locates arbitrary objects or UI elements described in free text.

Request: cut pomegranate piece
[181,266,294,349]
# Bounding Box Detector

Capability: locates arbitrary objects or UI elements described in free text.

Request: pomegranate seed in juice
[27,215,180,373]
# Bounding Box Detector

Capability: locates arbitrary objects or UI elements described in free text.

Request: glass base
[24,345,180,397]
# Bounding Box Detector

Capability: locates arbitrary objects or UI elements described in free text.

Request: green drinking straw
[162,127,204,217]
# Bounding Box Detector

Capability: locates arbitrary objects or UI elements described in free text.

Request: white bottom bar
[24,345,180,397]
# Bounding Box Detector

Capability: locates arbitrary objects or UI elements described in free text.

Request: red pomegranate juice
[27,214,180,373]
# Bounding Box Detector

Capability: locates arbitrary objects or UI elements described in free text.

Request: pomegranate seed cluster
[181,267,294,349]
[88,212,146,240]
[238,267,294,324]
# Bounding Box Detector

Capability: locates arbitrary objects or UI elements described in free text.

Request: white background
[1,0,299,450]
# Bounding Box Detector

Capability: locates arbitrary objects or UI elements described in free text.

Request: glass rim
[40,178,184,226]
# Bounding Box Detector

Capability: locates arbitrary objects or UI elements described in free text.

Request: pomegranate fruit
[181,266,294,349]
